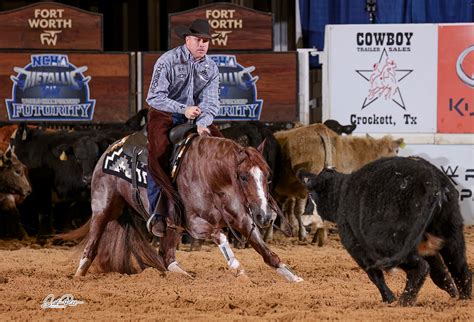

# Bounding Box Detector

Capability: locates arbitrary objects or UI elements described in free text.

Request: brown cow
[0,148,32,240]
[273,124,404,244]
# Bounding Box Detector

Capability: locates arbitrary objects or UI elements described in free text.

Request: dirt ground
[0,226,473,321]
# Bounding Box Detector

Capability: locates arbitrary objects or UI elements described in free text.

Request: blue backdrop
[300,0,473,65]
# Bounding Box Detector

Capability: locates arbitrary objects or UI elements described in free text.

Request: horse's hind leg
[75,194,124,277]
[75,212,110,276]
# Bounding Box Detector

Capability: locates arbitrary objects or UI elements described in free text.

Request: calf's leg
[365,268,396,303]
[440,235,472,300]
[398,254,430,306]
[425,254,458,298]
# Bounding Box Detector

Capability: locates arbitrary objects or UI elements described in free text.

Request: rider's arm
[196,63,220,128]
[146,59,187,114]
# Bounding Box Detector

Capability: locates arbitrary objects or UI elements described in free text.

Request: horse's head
[236,147,274,228]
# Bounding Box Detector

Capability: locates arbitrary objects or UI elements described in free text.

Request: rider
[146,19,222,237]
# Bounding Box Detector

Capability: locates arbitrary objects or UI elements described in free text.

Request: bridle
[219,151,265,246]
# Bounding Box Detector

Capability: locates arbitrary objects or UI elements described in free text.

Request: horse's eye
[239,174,248,182]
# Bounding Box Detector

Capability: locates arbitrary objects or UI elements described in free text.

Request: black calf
[297,156,472,306]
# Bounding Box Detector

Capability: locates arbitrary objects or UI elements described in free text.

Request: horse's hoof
[167,261,193,278]
[276,264,304,283]
[234,268,246,277]
[235,270,250,282]
[293,276,304,283]
[74,258,90,277]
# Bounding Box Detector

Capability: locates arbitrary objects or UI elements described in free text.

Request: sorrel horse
[74,134,303,282]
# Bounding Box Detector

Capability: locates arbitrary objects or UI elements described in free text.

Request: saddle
[123,127,148,165]
[122,123,197,167]
[121,123,198,217]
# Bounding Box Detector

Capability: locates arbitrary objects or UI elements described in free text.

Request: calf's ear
[391,138,405,153]
[52,144,73,161]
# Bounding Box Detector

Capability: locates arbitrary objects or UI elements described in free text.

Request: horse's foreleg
[213,232,245,276]
[159,226,189,275]
[243,223,303,283]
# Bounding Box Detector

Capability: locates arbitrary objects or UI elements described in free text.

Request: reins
[220,148,267,246]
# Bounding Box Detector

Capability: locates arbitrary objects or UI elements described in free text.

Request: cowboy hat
[175,19,215,39]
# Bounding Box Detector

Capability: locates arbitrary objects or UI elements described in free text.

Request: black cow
[297,156,472,306]
[10,126,91,242]
[8,111,148,243]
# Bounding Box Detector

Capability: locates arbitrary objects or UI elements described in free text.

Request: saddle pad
[103,144,148,188]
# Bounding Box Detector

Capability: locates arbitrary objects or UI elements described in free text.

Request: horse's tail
[53,219,91,244]
[94,210,166,274]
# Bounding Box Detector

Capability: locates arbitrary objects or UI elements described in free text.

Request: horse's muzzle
[253,207,273,228]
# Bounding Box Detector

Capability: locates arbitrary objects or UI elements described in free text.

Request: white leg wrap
[218,233,241,270]
[167,261,192,277]
[277,264,304,283]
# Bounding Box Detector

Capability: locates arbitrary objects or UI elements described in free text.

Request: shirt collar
[181,45,206,63]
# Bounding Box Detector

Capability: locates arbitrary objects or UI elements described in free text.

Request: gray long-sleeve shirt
[146,45,220,127]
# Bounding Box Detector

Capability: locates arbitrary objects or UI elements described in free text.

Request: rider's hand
[184,106,201,119]
[197,125,211,136]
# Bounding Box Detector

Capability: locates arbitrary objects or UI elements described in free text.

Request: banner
[437,24,474,133]
[399,144,474,225]
[327,24,437,133]
[0,2,102,51]
[142,52,297,122]
[0,53,132,123]
[169,3,272,51]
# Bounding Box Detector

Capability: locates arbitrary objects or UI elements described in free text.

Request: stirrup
[146,213,158,233]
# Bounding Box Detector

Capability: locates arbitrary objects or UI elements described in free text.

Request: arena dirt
[0,226,473,320]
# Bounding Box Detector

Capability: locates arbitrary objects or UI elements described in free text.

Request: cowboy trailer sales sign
[327,24,437,133]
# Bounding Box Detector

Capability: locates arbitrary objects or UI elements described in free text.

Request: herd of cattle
[0,109,471,305]
[0,111,404,245]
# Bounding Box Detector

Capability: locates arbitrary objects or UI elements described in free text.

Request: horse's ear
[236,148,247,165]
[257,138,266,154]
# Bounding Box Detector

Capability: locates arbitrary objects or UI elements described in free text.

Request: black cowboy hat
[175,19,215,39]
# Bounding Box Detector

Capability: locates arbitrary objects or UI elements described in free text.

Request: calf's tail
[367,193,440,270]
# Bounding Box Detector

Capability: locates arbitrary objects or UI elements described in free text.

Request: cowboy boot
[147,194,167,237]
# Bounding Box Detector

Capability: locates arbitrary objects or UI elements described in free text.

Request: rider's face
[185,36,210,60]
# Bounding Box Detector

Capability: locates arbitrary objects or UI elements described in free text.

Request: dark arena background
[0,0,472,320]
